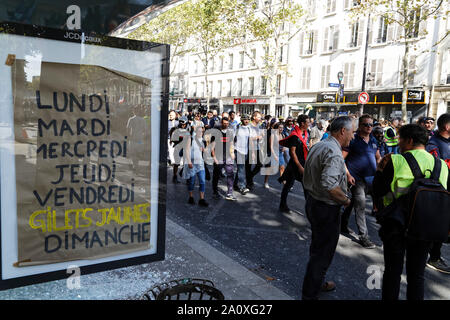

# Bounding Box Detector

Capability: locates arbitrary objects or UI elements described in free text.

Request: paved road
[167,165,450,300]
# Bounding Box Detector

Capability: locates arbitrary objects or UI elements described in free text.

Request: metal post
[359,13,371,116]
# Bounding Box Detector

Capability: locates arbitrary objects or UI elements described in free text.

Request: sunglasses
[361,123,373,127]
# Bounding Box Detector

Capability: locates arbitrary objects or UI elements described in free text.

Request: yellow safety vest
[384,126,399,147]
[383,149,449,207]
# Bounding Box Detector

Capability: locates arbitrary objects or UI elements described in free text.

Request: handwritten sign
[12,60,152,266]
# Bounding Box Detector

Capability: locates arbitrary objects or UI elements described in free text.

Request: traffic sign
[358,92,370,104]
[328,83,340,88]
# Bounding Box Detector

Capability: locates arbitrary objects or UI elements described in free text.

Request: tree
[128,1,195,77]
[351,0,447,122]
[227,0,307,116]
[129,0,236,110]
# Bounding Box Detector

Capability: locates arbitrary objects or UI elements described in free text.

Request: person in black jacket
[278,114,310,213]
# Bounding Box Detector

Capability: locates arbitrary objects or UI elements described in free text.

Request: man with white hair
[302,116,355,300]
[309,119,327,147]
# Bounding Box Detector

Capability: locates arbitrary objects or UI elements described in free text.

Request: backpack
[402,152,450,242]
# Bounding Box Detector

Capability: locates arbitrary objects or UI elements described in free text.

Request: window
[194,60,198,74]
[209,58,214,72]
[248,77,254,96]
[321,65,331,88]
[408,55,417,84]
[307,0,316,17]
[229,53,234,70]
[300,67,312,90]
[377,17,388,43]
[193,82,197,97]
[219,56,224,71]
[343,62,355,88]
[227,79,232,96]
[323,26,339,52]
[349,18,364,47]
[208,81,213,97]
[261,76,267,95]
[407,9,421,39]
[237,78,243,96]
[239,51,244,68]
[304,30,318,55]
[200,82,204,97]
[279,46,284,62]
[344,0,360,10]
[276,75,281,95]
[326,0,336,14]
[218,80,222,97]
[368,59,384,87]
[251,49,256,67]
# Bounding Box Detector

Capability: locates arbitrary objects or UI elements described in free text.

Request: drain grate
[141,278,225,300]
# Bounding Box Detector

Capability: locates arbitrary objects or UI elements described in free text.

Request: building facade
[169,0,450,121]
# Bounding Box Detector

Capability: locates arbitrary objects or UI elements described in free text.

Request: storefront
[315,89,427,122]
[233,98,283,117]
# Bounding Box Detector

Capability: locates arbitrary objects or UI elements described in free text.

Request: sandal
[321,281,336,292]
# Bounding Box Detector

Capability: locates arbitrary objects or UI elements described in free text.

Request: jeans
[381,222,432,300]
[302,195,342,300]
[387,145,399,154]
[341,179,369,238]
[235,152,248,190]
[188,169,206,193]
[245,150,262,186]
[213,163,234,195]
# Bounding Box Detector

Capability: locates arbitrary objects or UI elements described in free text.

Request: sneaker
[359,237,376,249]
[426,259,450,274]
[212,192,221,200]
[264,182,269,189]
[240,188,250,195]
[198,199,209,207]
[188,197,195,205]
[225,194,237,201]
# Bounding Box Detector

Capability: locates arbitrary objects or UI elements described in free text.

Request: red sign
[358,92,369,104]
[234,98,257,104]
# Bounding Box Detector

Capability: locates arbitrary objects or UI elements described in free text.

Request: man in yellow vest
[383,118,400,154]
[373,124,449,300]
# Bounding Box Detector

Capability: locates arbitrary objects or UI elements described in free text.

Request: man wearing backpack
[425,113,450,274]
[373,124,450,300]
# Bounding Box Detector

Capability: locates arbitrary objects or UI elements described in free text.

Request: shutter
[299,32,304,56]
[326,65,331,86]
[368,18,373,45]
[312,30,318,54]
[357,18,365,47]
[332,0,336,13]
[350,62,355,88]
[408,55,417,84]
[323,27,329,52]
[333,25,339,51]
[321,65,325,88]
[344,63,349,87]
[307,67,311,89]
[377,59,384,86]
[387,20,394,42]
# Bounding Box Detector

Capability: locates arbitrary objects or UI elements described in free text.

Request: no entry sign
[358,92,369,104]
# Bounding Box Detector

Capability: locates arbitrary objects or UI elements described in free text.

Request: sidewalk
[0,218,292,300]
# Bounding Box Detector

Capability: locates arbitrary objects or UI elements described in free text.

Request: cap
[178,116,188,124]
[241,114,250,120]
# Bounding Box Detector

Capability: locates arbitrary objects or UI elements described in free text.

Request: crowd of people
[167,108,450,300]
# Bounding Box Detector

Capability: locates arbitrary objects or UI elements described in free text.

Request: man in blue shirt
[341,114,381,249]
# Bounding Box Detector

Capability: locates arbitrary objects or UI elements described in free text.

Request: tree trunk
[401,40,410,123]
